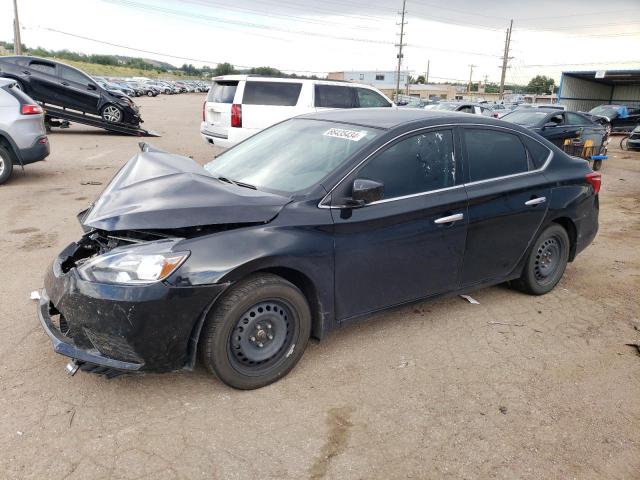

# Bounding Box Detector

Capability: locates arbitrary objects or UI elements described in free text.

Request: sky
[2,0,640,84]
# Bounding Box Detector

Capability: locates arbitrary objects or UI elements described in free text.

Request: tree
[414,75,426,84]
[249,66,283,77]
[213,62,237,76]
[526,75,555,94]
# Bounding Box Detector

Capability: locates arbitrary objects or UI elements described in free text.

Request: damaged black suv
[38,109,600,389]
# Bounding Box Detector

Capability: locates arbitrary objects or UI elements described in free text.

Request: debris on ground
[80,181,103,185]
[460,295,480,305]
[499,406,508,415]
[29,290,40,301]
[487,321,525,327]
[625,343,640,357]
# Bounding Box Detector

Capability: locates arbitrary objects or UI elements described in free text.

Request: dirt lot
[0,94,638,480]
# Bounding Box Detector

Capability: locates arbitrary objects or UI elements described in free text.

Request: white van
[200,75,394,148]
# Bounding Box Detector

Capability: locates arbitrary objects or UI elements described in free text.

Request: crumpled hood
[81,150,290,231]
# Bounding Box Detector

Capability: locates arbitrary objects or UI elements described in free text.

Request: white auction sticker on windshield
[323,128,368,141]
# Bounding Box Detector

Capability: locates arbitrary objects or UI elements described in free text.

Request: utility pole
[394,0,407,102]
[467,64,476,94]
[425,59,430,84]
[13,0,22,55]
[499,19,513,100]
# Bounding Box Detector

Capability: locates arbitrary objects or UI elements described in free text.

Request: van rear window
[243,82,302,106]
[207,81,238,103]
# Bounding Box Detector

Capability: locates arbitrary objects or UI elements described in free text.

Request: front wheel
[199,274,311,389]
[512,224,570,295]
[101,104,123,123]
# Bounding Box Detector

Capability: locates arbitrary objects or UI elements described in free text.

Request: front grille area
[83,327,143,363]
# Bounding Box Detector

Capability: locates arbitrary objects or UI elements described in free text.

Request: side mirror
[87,83,97,90]
[543,122,558,129]
[349,178,384,207]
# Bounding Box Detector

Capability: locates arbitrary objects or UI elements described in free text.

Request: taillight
[202,101,206,122]
[585,172,601,194]
[231,104,242,128]
[21,104,43,115]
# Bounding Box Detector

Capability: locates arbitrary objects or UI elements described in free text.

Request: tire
[0,145,15,185]
[100,104,123,123]
[147,91,154,97]
[199,273,312,389]
[593,159,602,171]
[512,224,570,295]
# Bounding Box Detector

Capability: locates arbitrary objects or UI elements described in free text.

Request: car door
[330,128,467,320]
[540,112,571,147]
[25,60,59,105]
[58,65,101,113]
[460,127,551,286]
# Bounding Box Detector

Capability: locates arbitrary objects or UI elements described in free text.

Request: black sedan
[588,104,640,133]
[37,109,600,389]
[0,56,141,125]
[501,108,607,149]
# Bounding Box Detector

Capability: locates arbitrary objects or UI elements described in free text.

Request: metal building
[558,70,640,111]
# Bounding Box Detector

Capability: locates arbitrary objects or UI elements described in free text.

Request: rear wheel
[101,104,123,123]
[147,90,154,97]
[512,224,570,295]
[0,145,15,185]
[199,274,311,389]
[593,159,602,171]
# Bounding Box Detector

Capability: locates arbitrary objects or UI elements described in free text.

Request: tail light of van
[585,172,601,194]
[231,104,242,128]
[21,104,43,115]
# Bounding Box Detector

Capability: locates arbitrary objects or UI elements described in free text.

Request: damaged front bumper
[38,240,227,376]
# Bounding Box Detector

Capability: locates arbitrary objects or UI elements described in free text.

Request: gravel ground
[0,94,638,480]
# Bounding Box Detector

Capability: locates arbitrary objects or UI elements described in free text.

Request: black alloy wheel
[199,274,311,389]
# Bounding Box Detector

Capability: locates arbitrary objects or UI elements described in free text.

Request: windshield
[501,110,549,125]
[589,105,619,117]
[204,119,380,194]
[431,103,459,111]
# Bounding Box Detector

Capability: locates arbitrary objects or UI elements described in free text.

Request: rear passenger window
[207,81,238,103]
[29,62,56,75]
[357,130,456,199]
[315,85,357,108]
[464,129,529,182]
[355,88,391,108]
[243,81,302,106]
[522,136,551,169]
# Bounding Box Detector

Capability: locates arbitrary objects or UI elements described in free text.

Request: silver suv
[0,78,50,184]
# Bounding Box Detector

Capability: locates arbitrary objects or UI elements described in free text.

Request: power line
[30,26,331,74]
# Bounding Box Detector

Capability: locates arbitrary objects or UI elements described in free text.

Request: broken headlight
[77,249,189,285]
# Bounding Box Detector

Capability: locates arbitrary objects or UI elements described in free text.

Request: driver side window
[357,129,456,200]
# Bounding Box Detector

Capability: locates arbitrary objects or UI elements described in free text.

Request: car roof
[297,108,510,130]
[212,75,381,89]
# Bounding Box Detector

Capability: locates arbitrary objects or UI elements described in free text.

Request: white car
[200,75,394,148]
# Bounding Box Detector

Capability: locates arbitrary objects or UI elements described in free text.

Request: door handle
[22,70,31,75]
[525,196,546,206]
[61,82,69,86]
[434,213,464,224]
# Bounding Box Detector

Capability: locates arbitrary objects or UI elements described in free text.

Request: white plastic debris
[460,295,480,305]
[30,290,41,301]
